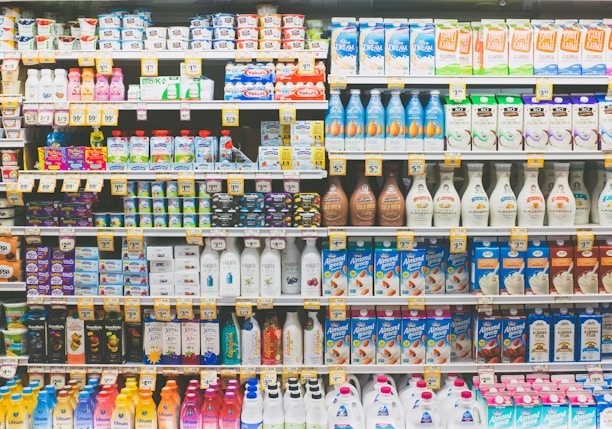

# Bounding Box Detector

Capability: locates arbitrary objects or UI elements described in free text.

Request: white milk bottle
[433,165,461,227]
[365,386,403,429]
[240,246,260,297]
[599,167,612,225]
[489,163,517,227]
[25,69,39,102]
[546,163,576,226]
[362,375,398,408]
[241,391,263,429]
[446,391,483,429]
[241,314,262,365]
[517,163,546,227]
[283,310,303,365]
[406,165,433,227]
[260,238,282,296]
[303,311,324,365]
[200,238,220,296]
[402,380,437,418]
[38,69,53,102]
[541,164,556,225]
[591,161,606,224]
[570,161,590,225]
[301,238,322,297]
[263,390,284,429]
[285,391,306,429]
[327,387,365,429]
[220,237,241,296]
[282,237,301,295]
[405,391,444,429]
[306,392,327,429]
[461,163,490,227]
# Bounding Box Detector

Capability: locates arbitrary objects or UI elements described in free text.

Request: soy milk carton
[481,20,508,75]
[331,18,358,76]
[434,19,460,75]
[596,94,612,151]
[470,239,500,295]
[522,95,550,151]
[350,307,376,365]
[374,239,399,296]
[409,19,435,76]
[376,306,401,364]
[444,96,472,152]
[496,94,524,151]
[348,238,373,296]
[358,18,385,76]
[459,22,473,75]
[400,246,426,296]
[556,20,582,75]
[325,308,350,365]
[384,18,410,76]
[548,95,573,151]
[507,19,534,75]
[533,20,558,75]
[425,306,451,365]
[580,19,606,75]
[470,94,498,151]
[401,308,426,364]
[571,93,599,151]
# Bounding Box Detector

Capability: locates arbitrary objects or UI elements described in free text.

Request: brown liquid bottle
[321,176,348,226]
[377,161,406,226]
[349,162,376,226]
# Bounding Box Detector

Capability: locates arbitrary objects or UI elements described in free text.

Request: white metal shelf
[22,169,327,180]
[0,140,26,149]
[0,282,25,293]
[334,75,612,86]
[328,151,606,161]
[22,100,328,111]
[339,225,612,237]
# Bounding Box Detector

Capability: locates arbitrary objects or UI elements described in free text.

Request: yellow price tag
[126,228,144,252]
[96,57,113,75]
[61,175,81,193]
[329,75,347,90]
[124,298,141,323]
[387,76,405,89]
[408,155,426,176]
[38,51,56,63]
[535,79,553,101]
[77,297,95,321]
[477,296,494,313]
[329,298,347,321]
[222,106,239,127]
[178,173,195,196]
[424,366,441,390]
[154,298,172,322]
[577,228,594,252]
[176,298,194,320]
[199,298,217,320]
[200,370,218,389]
[21,51,39,66]
[300,368,318,384]
[184,57,202,77]
[329,231,347,251]
[256,298,274,310]
[103,297,121,313]
[141,57,158,77]
[282,367,299,387]
[110,176,128,196]
[69,105,86,126]
[329,366,347,385]
[235,299,253,318]
[17,174,35,193]
[24,227,41,244]
[527,153,544,169]
[85,175,104,193]
[397,230,415,251]
[186,228,204,246]
[329,158,347,176]
[303,298,321,311]
[449,80,467,102]
[298,52,316,75]
[139,367,157,391]
[85,106,101,126]
[606,153,612,169]
[101,106,119,126]
[78,53,95,67]
[510,228,528,252]
[365,157,383,176]
[449,228,468,254]
[240,367,257,385]
[5,184,24,207]
[97,231,115,252]
[227,176,244,196]
[607,78,612,99]
[408,297,425,311]
[444,152,462,168]
[279,103,297,125]
[38,176,57,193]
[260,367,277,389]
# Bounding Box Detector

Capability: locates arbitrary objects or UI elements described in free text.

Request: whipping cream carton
[401,308,426,364]
[459,22,473,75]
[325,308,350,365]
[533,20,558,75]
[425,239,447,294]
[514,393,542,429]
[553,307,576,362]
[472,21,483,75]
[568,392,597,429]
[358,18,385,76]
[470,94,498,151]
[596,93,612,151]
[548,95,573,151]
[502,308,527,364]
[496,94,524,151]
[471,239,500,295]
[481,19,508,75]
[374,239,400,296]
[451,305,472,360]
[507,19,534,75]
[500,242,525,295]
[400,246,426,296]
[525,240,550,295]
[322,242,348,296]
[348,238,373,296]
[376,306,401,365]
[425,306,451,365]
[350,307,376,365]
[540,392,569,429]
[580,19,606,75]
[444,96,472,151]
[556,19,582,75]
[446,247,469,293]
[384,18,410,76]
[528,307,551,363]
[409,19,435,76]
[522,95,550,151]
[434,19,460,75]
[578,307,602,362]
[571,93,599,151]
[331,18,358,76]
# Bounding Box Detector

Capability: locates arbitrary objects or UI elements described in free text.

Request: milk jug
[220,238,241,296]
[446,391,483,429]
[489,163,517,227]
[406,166,434,227]
[365,386,402,429]
[433,165,461,227]
[365,89,385,152]
[405,391,444,429]
[546,163,576,226]
[260,238,281,297]
[327,387,365,429]
[570,161,590,225]
[240,246,260,297]
[591,161,605,224]
[461,163,490,227]
[517,164,545,227]
[200,239,220,296]
[599,168,612,225]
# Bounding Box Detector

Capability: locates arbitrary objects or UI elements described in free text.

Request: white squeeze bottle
[406,165,433,227]
[286,391,306,429]
[283,309,303,365]
[591,161,605,224]
[570,161,590,225]
[546,162,576,226]
[446,391,483,429]
[263,390,284,429]
[241,391,263,429]
[517,163,545,227]
[433,165,461,227]
[405,391,443,429]
[461,163,489,227]
[282,237,301,295]
[240,245,260,297]
[25,69,39,102]
[327,387,365,429]
[38,69,53,102]
[52,69,68,102]
[306,392,327,429]
[365,386,402,429]
[489,163,517,227]
[301,238,322,297]
[220,237,241,296]
[303,311,324,365]
[200,238,220,296]
[260,238,282,296]
[241,314,262,365]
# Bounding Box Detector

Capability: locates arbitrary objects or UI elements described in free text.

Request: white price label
[254,176,272,193]
[136,104,147,121]
[61,175,81,193]
[408,155,426,176]
[124,298,141,323]
[200,370,217,389]
[154,298,172,322]
[141,57,158,77]
[206,178,223,194]
[329,158,347,176]
[298,53,315,75]
[85,175,104,193]
[176,298,194,320]
[284,172,300,194]
[37,109,53,126]
[139,367,157,391]
[17,175,35,193]
[54,110,70,127]
[96,58,113,75]
[279,103,297,125]
[180,103,191,121]
[59,228,76,252]
[85,108,101,127]
[24,110,38,125]
[210,235,227,251]
[38,176,57,193]
[178,173,195,196]
[449,228,467,254]
[111,177,128,196]
[449,80,467,102]
[365,157,382,177]
[101,106,119,126]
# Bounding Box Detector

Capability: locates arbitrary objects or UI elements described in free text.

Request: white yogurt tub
[282,14,305,28]
[190,39,212,50]
[143,39,164,50]
[236,27,258,40]
[283,27,305,40]
[236,14,258,28]
[121,40,144,51]
[190,26,212,40]
[167,39,188,50]
[78,18,97,36]
[122,14,145,28]
[145,27,167,40]
[121,27,144,41]
[98,39,121,51]
[212,13,234,28]
[98,14,121,28]
[236,39,257,50]
[98,27,121,40]
[213,27,235,40]
[282,39,305,50]
[256,4,278,15]
[259,14,282,28]
[259,39,280,51]
[2,117,22,129]
[260,26,281,40]
[78,35,97,50]
[168,26,189,40]
[212,39,235,50]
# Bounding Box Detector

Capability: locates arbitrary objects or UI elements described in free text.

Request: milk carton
[322,242,348,296]
[358,18,385,76]
[472,21,483,75]
[605,19,612,76]
[578,307,602,362]
[384,18,410,76]
[580,19,606,75]
[548,95,573,152]
[522,95,550,152]
[446,247,469,293]
[525,240,550,295]
[474,310,502,364]
[502,308,527,364]
[409,19,435,76]
[400,246,426,296]
[444,96,472,152]
[331,18,358,76]
[552,307,576,362]
[568,392,597,429]
[471,94,498,151]
[481,20,508,75]
[571,93,599,151]
[528,307,551,363]
[434,19,460,75]
[596,94,612,151]
[575,244,599,295]
[533,20,559,75]
[459,22,473,75]
[348,238,373,296]
[425,306,451,365]
[376,306,401,365]
[599,240,612,294]
[450,305,472,361]
[485,393,514,429]
[200,318,220,365]
[470,239,500,295]
[401,308,426,364]
[595,393,612,429]
[507,19,534,75]
[350,307,376,365]
[556,20,582,75]
[514,393,542,429]
[325,308,350,365]
[550,239,574,295]
[374,239,400,296]
[540,392,570,429]
[601,303,612,356]
[500,241,525,295]
[425,239,446,294]
[496,94,524,151]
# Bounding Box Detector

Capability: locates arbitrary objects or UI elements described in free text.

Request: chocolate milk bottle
[350,162,377,226]
[322,176,348,226]
[377,161,405,226]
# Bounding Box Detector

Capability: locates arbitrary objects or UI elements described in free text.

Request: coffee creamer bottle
[599,168,612,226]
[406,165,433,227]
[570,161,590,225]
[433,165,461,227]
[489,163,517,227]
[546,163,576,226]
[517,163,545,227]
[461,163,489,227]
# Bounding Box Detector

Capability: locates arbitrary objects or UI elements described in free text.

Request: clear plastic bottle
[220,238,241,297]
[423,90,445,151]
[406,90,425,151]
[345,89,365,151]
[489,163,517,227]
[109,68,125,101]
[262,390,284,429]
[38,69,53,102]
[433,165,461,227]
[67,68,82,102]
[364,89,385,152]
[25,69,39,102]
[570,161,590,225]
[406,165,433,227]
[282,237,301,295]
[461,163,489,227]
[546,162,576,226]
[283,309,303,365]
[260,238,282,297]
[301,238,321,297]
[386,89,406,151]
[95,74,110,101]
[240,392,262,429]
[240,245,260,297]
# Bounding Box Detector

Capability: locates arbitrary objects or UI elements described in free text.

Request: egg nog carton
[384,18,409,76]
[434,19,460,75]
[496,94,524,151]
[580,19,606,75]
[401,308,426,364]
[350,307,376,364]
[556,19,582,75]
[444,96,472,152]
[409,19,435,76]
[571,93,599,151]
[358,18,385,76]
[522,95,550,152]
[331,18,358,76]
[425,306,451,365]
[596,94,612,151]
[459,22,473,75]
[470,94,498,151]
[376,306,401,364]
[481,19,508,75]
[532,20,559,75]
[506,19,533,75]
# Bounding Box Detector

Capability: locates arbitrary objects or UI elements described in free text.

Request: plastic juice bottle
[52,390,74,429]
[158,387,179,429]
[166,380,182,412]
[406,90,424,151]
[201,389,219,429]
[67,68,82,102]
[423,90,445,151]
[6,394,28,429]
[6,380,17,395]
[83,385,97,409]
[32,392,52,429]
[52,69,68,102]
[185,387,202,410]
[385,89,406,151]
[241,391,262,429]
[325,89,346,151]
[345,89,365,151]
[120,388,135,413]
[180,393,201,429]
[219,392,240,429]
[75,391,94,429]
[135,391,157,429]
[0,386,11,411]
[95,74,110,101]
[364,89,385,152]
[81,68,95,102]
[109,68,125,101]
[38,69,53,102]
[45,385,57,408]
[30,381,42,399]
[111,394,133,429]
[226,386,242,409]
[94,391,113,429]
[21,387,35,420]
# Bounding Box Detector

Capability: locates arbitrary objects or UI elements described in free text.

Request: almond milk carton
[374,239,400,296]
[571,93,599,151]
[425,306,451,365]
[384,18,410,76]
[459,22,473,75]
[507,19,534,75]
[451,305,472,360]
[533,20,558,75]
[350,307,376,365]
[496,94,524,151]
[401,308,426,364]
[474,310,502,364]
[434,19,460,75]
[348,238,373,296]
[325,308,350,365]
[376,306,401,364]
[400,246,426,296]
[359,18,385,76]
[580,19,606,75]
[481,19,508,75]
[556,19,582,75]
[528,307,551,363]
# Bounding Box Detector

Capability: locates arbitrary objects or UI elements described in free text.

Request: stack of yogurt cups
[211,13,236,50]
[96,9,153,51]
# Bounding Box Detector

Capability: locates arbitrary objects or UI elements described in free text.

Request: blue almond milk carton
[552,307,576,362]
[400,245,426,296]
[376,306,401,365]
[374,239,400,296]
[348,238,373,296]
[325,308,350,365]
[331,18,359,76]
[401,308,426,364]
[425,306,451,365]
[351,306,376,365]
[451,305,472,361]
[595,392,612,429]
[445,247,469,293]
[425,239,446,294]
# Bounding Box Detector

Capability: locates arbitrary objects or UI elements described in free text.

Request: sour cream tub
[2,117,22,129]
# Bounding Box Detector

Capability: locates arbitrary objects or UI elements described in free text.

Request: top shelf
[332,75,612,87]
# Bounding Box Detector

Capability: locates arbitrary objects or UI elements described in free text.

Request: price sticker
[61,175,81,193]
[17,174,35,193]
[588,363,604,384]
[510,228,528,252]
[97,230,115,252]
[154,298,172,322]
[85,106,101,127]
[21,51,39,66]
[449,228,468,254]
[69,105,86,126]
[77,297,95,321]
[186,228,204,246]
[408,155,426,176]
[478,366,496,386]
[235,298,253,318]
[0,357,18,380]
[0,227,10,237]
[78,53,95,67]
[527,153,544,169]
[303,298,321,311]
[535,78,553,101]
[51,107,69,129]
[606,153,612,169]
[240,367,257,385]
[270,230,286,250]
[27,296,44,308]
[424,366,441,390]
[298,52,316,75]
[234,50,252,62]
[101,105,119,126]
[176,297,194,320]
[329,230,347,251]
[210,232,227,251]
[279,103,297,125]
[139,367,157,391]
[85,175,104,193]
[200,298,217,320]
[178,172,195,196]
[28,368,45,388]
[96,57,113,75]
[408,297,426,311]
[577,229,594,252]
[254,175,272,194]
[136,104,147,121]
[126,228,144,252]
[185,57,202,77]
[329,366,347,386]
[532,364,549,373]
[206,178,223,194]
[365,156,383,177]
[110,176,128,196]
[260,368,277,389]
[59,227,76,252]
[386,76,405,89]
[155,172,173,182]
[449,80,467,102]
[49,367,67,388]
[38,175,57,193]
[554,294,572,303]
[227,176,244,196]
[5,184,24,207]
[256,298,274,310]
[200,370,218,389]
[397,230,415,251]
[243,230,261,249]
[329,298,347,321]
[24,109,38,126]
[124,298,141,323]
[1,56,19,72]
[443,152,462,168]
[37,108,54,126]
[24,227,41,245]
[180,103,191,122]
[328,75,347,90]
[329,157,347,176]
[100,370,119,387]
[103,297,121,313]
[300,368,318,384]
[477,296,494,313]
[222,105,239,127]
[282,367,299,387]
[141,57,158,77]
[283,172,300,194]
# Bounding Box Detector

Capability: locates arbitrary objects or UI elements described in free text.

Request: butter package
[481,19,508,75]
[522,95,550,151]
[400,246,426,296]
[557,19,582,75]
[459,22,473,75]
[331,18,358,76]
[450,305,472,361]
[322,241,348,296]
[401,308,426,364]
[374,239,400,296]
[409,19,435,76]
[425,306,451,365]
[444,96,472,151]
[325,308,350,364]
[533,20,558,75]
[548,95,573,151]
[571,93,599,151]
[507,19,534,75]
[425,239,446,294]
[434,19,460,75]
[496,94,524,151]
[384,18,410,76]
[470,94,498,151]
[350,307,376,364]
[358,18,385,76]
[376,306,401,365]
[580,19,606,75]
[500,241,525,295]
[348,238,373,296]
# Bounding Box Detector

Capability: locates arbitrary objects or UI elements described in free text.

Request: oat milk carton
[548,95,573,152]
[496,94,524,151]
[578,307,602,362]
[402,308,426,364]
[471,94,498,151]
[384,18,410,76]
[325,308,350,365]
[331,18,358,76]
[605,19,612,76]
[580,19,606,75]
[446,247,469,294]
[376,306,401,365]
[472,21,483,75]
[348,238,373,296]
[596,94,612,151]
[444,96,472,152]
[425,306,451,365]
[451,305,472,361]
[374,239,400,296]
[350,307,376,365]
[507,19,534,75]
[459,22,473,75]
[502,308,527,364]
[409,19,435,76]
[533,20,558,75]
[425,239,447,294]
[474,310,502,364]
[552,307,576,362]
[359,18,385,76]
[481,19,508,75]
[556,19,582,75]
[435,19,460,75]
[528,307,551,363]
[522,95,550,152]
[525,240,549,295]
[471,239,500,295]
[400,245,426,296]
[572,93,599,151]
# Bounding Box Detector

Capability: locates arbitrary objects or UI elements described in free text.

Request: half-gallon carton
[470,94,498,151]
[525,240,549,295]
[571,93,599,151]
[471,239,500,295]
[348,238,373,296]
[401,308,426,364]
[601,303,612,357]
[434,19,460,75]
[500,241,525,295]
[331,18,358,76]
[444,96,472,151]
[533,20,558,75]
[425,238,446,294]
[580,19,606,75]
[374,238,400,296]
[528,307,551,363]
[425,306,451,365]
[376,306,401,364]
[548,95,573,151]
[400,246,426,296]
[540,391,569,429]
[596,93,612,151]
[445,247,469,293]
[472,21,483,75]
[322,241,348,296]
[485,393,514,429]
[496,94,524,151]
[481,19,508,75]
[350,307,376,365]
[409,19,435,76]
[522,95,550,152]
[575,244,599,295]
[578,307,602,362]
[358,18,385,76]
[514,393,542,429]
[568,391,597,429]
[600,239,612,294]
[450,305,472,360]
[502,308,526,364]
[459,22,473,75]
[507,19,534,75]
[552,307,576,362]
[384,18,410,76]
[325,308,350,365]
[556,19,582,75]
[550,239,574,295]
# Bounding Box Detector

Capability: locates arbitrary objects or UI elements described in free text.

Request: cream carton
[450,305,472,360]
[322,241,348,296]
[571,93,599,151]
[348,238,373,296]
[552,307,576,362]
[459,22,473,75]
[434,19,460,75]
[500,241,525,295]
[481,19,508,75]
[580,19,606,75]
[374,239,400,296]
[331,18,358,76]
[470,238,500,295]
[556,19,582,75]
[401,308,426,364]
[548,95,573,151]
[533,20,558,75]
[522,95,550,152]
[350,307,376,365]
[425,306,451,365]
[568,391,597,429]
[472,21,483,75]
[376,307,401,364]
[496,94,524,151]
[470,94,498,151]
[384,18,410,76]
[358,18,385,76]
[485,393,515,429]
[528,307,551,363]
[444,96,472,152]
[425,239,446,294]
[540,391,569,429]
[446,248,469,294]
[409,19,435,76]
[525,240,550,295]
[596,94,612,151]
[507,19,534,75]
[325,308,350,365]
[578,307,602,362]
[400,246,426,296]
[514,393,542,429]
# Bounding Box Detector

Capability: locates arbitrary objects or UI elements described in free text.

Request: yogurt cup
[190,17,210,28]
[70,21,80,38]
[257,4,278,15]
[143,39,164,50]
[122,40,144,51]
[190,26,212,40]
[168,26,189,40]
[1,166,18,182]
[109,213,124,227]
[283,26,305,40]
[3,328,28,356]
[54,23,66,37]
[17,19,35,36]
[94,213,108,227]
[236,27,258,40]
[98,27,120,40]
[17,36,34,50]
[122,14,145,28]
[259,39,280,51]
[236,14,258,28]
[212,13,234,28]
[236,39,257,50]
[2,117,22,129]
[4,300,27,327]
[145,27,167,40]
[306,29,324,40]
[4,129,24,139]
[306,39,329,51]
[213,27,235,40]
[0,28,14,42]
[78,35,97,50]
[212,39,235,50]
[259,26,281,40]
[282,39,305,50]
[166,39,188,50]
[134,8,153,21]
[98,39,120,51]
[282,14,305,27]
[0,16,15,30]
[121,27,144,41]
[1,106,19,118]
[36,18,55,36]
[35,35,54,50]
[78,18,97,36]
[56,36,75,51]
[1,150,20,166]
[260,14,282,28]
[190,39,212,50]
[98,14,121,28]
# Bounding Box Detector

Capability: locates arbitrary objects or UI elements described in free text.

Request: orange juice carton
[325,308,350,365]
[528,307,551,363]
[401,308,426,364]
[322,241,348,296]
[580,19,606,75]
[444,96,472,152]
[548,95,573,151]
[496,94,524,151]
[578,307,602,362]
[552,307,576,362]
[434,19,460,75]
[568,391,597,429]
[331,18,358,76]
[446,247,469,293]
[501,308,526,364]
[500,241,525,295]
[575,244,599,294]
[540,392,570,429]
[485,393,515,429]
[66,309,85,364]
[471,238,500,295]
[450,305,472,361]
[556,19,582,75]
[571,93,599,151]
[474,310,502,364]
[514,393,542,429]
[424,238,446,294]
[409,19,435,76]
[459,22,473,75]
[481,19,508,75]
[470,94,498,151]
[532,20,558,75]
[506,19,533,75]
[522,95,550,151]
[374,239,400,296]
[350,307,376,364]
[348,238,373,296]
[425,306,451,365]
[358,18,385,76]
[384,18,410,76]
[400,246,426,296]
[472,21,483,75]
[376,306,401,364]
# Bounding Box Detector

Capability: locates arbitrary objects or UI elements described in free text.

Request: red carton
[549,239,574,295]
